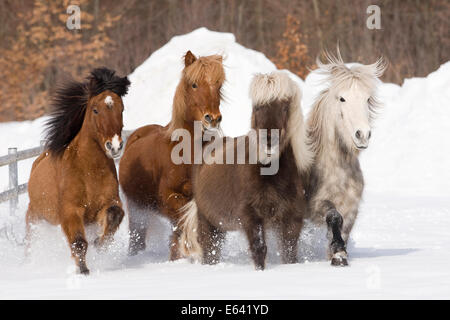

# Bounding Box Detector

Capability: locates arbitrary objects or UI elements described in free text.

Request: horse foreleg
[326,209,348,267]
[94,205,125,250]
[61,210,89,275]
[244,217,267,270]
[279,216,303,264]
[341,211,357,244]
[169,228,183,261]
[128,204,150,256]
[197,214,225,265]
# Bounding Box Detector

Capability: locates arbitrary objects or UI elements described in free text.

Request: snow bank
[362,62,450,197]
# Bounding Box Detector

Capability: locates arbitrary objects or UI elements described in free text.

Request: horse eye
[340,97,346,102]
[192,83,198,89]
[93,109,98,114]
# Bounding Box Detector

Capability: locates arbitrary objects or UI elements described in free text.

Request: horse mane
[249,71,313,172]
[45,67,130,155]
[87,68,131,98]
[167,54,225,135]
[306,91,332,157]
[308,50,386,156]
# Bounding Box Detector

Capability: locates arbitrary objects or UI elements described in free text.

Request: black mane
[87,67,131,98]
[44,67,130,155]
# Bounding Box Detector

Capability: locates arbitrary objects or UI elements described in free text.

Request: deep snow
[0,28,449,299]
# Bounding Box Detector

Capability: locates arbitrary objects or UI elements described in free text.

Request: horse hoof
[331,251,348,267]
[79,267,90,275]
[254,263,266,271]
[331,257,348,267]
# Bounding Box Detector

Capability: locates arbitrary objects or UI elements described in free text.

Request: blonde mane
[307,50,386,156]
[167,54,225,135]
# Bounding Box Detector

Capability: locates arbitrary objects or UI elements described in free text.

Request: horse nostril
[355,130,362,140]
[217,115,222,123]
[119,141,124,150]
[368,130,372,139]
[204,114,212,123]
[106,141,112,150]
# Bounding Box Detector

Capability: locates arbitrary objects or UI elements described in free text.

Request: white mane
[307,50,386,156]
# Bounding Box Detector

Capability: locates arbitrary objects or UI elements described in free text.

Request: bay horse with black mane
[26,68,130,275]
[305,51,385,266]
[119,51,225,258]
[179,72,312,270]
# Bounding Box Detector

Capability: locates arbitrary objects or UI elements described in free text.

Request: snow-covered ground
[1,28,449,299]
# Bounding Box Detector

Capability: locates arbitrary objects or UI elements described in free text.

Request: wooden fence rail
[0,130,133,215]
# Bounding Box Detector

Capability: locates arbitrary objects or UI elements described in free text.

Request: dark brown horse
[119,51,225,258]
[26,68,130,274]
[179,72,312,270]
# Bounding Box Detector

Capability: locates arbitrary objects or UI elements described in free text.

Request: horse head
[170,51,225,134]
[250,71,304,165]
[86,68,130,159]
[316,51,385,152]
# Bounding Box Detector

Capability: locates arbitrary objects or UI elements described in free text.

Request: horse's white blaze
[105,134,122,159]
[105,95,114,108]
[111,134,121,151]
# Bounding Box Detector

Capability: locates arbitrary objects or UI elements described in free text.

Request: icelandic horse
[26,68,130,274]
[179,71,312,270]
[119,51,225,258]
[305,51,385,266]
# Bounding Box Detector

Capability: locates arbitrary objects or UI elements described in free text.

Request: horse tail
[250,71,313,173]
[178,200,202,261]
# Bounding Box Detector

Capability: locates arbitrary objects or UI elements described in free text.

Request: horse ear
[184,50,197,67]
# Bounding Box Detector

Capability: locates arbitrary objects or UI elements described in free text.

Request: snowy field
[0,28,449,299]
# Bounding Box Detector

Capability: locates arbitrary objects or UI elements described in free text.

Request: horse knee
[326,209,343,228]
[71,235,88,257]
[106,205,124,228]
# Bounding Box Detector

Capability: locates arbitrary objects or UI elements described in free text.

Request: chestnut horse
[119,51,224,258]
[179,72,313,270]
[26,68,130,274]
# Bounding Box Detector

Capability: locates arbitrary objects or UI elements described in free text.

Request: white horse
[305,50,386,266]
